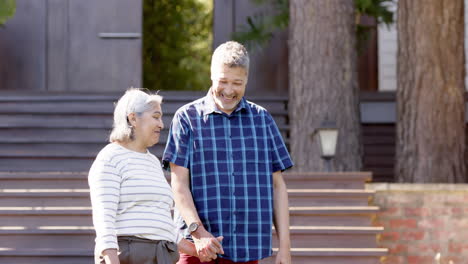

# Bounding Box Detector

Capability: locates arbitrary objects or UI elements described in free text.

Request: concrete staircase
[0,171,93,264]
[260,172,388,264]
[0,93,387,263]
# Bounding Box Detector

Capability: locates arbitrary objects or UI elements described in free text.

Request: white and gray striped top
[88,143,178,255]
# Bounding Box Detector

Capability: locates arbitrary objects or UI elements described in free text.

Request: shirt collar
[203,88,248,116]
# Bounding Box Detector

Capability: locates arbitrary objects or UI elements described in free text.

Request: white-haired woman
[88,88,197,264]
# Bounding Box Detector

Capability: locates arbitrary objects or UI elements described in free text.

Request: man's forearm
[272,171,291,249]
[173,184,202,226]
[170,163,224,261]
[170,164,202,226]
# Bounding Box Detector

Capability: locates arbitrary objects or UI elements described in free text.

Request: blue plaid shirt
[163,92,293,262]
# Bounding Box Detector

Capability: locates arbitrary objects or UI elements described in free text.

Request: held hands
[197,236,224,262]
[192,228,224,262]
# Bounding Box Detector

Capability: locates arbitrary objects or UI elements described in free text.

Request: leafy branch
[232,0,288,51]
[232,0,395,52]
[0,0,16,27]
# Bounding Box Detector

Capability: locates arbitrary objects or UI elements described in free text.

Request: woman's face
[133,103,164,148]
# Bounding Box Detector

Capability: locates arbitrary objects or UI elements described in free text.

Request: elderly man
[163,41,293,264]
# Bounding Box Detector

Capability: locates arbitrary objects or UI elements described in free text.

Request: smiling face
[211,65,248,115]
[131,103,164,148]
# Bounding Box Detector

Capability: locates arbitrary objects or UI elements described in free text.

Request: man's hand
[275,248,291,264]
[193,229,224,262]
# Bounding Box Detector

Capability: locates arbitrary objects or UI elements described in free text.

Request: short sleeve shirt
[163,92,293,262]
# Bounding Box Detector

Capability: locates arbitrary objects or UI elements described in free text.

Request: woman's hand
[102,249,120,264]
[178,238,197,256]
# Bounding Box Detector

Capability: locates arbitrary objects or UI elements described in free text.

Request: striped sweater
[88,143,178,255]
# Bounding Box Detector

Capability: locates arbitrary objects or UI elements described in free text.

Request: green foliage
[143,0,212,91]
[355,0,394,52]
[0,0,16,26]
[232,0,288,51]
[233,0,395,52]
[355,0,393,26]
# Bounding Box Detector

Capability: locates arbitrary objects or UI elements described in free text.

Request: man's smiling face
[210,64,248,115]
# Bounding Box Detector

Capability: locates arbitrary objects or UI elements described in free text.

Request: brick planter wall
[366,184,468,264]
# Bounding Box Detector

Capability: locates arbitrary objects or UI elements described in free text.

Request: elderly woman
[89,88,198,264]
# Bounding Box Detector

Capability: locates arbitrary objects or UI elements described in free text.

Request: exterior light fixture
[315,119,339,171]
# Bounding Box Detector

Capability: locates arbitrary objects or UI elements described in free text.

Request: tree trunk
[396,0,466,182]
[289,0,362,172]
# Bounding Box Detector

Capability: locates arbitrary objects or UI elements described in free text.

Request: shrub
[143,0,213,91]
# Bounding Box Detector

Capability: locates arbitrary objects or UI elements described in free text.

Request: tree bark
[396,0,466,182]
[289,0,362,172]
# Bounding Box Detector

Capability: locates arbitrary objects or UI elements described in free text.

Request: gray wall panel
[47,0,68,92]
[213,0,288,95]
[67,0,142,92]
[0,0,46,91]
[213,0,234,48]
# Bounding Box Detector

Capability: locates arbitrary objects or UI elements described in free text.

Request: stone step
[0,159,93,172]
[0,188,374,207]
[0,101,115,114]
[0,93,286,116]
[0,143,164,158]
[0,172,89,189]
[0,172,372,192]
[1,206,378,228]
[0,128,109,143]
[0,114,287,130]
[273,226,383,248]
[5,114,258,134]
[7,247,389,264]
[0,114,114,129]
[0,191,91,206]
[284,172,372,189]
[0,143,105,158]
[0,248,94,264]
[0,172,372,196]
[0,226,382,251]
[0,126,287,144]
[289,206,379,226]
[0,229,95,249]
[288,189,374,206]
[261,248,388,264]
[0,225,383,251]
[0,172,171,188]
[0,209,92,228]
[0,247,387,264]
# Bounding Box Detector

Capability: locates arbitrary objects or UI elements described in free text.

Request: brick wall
[366,184,468,264]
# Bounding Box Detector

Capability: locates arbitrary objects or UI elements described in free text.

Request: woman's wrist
[102,248,118,256]
[178,238,197,256]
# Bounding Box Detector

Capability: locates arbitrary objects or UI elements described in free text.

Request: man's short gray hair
[109,88,162,142]
[211,41,249,74]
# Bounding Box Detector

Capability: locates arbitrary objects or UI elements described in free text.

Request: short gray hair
[211,41,249,74]
[109,88,162,142]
